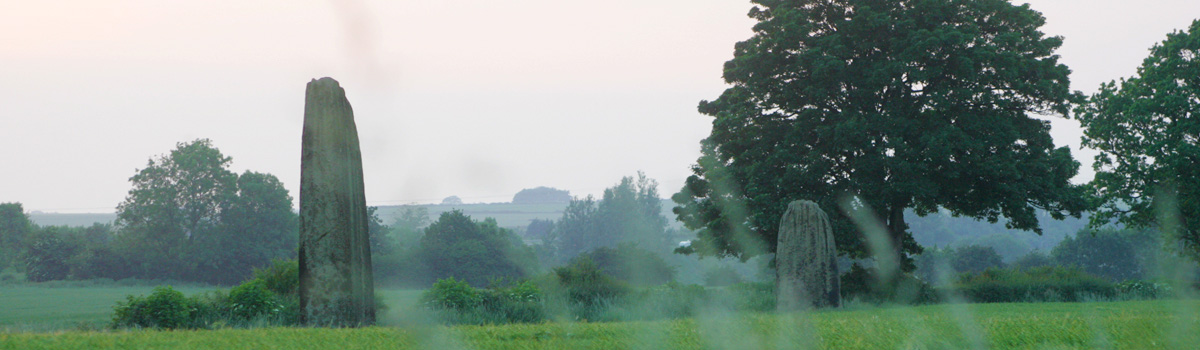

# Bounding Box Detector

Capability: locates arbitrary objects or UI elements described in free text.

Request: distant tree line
[370,173,680,288]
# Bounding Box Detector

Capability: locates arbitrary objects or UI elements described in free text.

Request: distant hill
[512,187,571,205]
[28,212,116,227]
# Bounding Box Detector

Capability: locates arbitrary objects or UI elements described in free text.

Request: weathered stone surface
[776,200,840,311]
[299,77,375,326]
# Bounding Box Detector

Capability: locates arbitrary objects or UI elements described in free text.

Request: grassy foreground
[2,299,1198,349]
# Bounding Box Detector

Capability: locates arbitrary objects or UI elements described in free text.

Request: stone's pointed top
[310,77,340,86]
[787,200,821,213]
[307,77,344,95]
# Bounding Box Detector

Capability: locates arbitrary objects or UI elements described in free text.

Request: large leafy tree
[116,139,237,278]
[419,210,537,286]
[116,139,298,282]
[192,171,299,284]
[674,0,1089,269]
[1075,20,1200,261]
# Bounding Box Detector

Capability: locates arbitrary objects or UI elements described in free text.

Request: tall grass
[1,300,1197,349]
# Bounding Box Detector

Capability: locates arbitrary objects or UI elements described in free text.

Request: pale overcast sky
[2,1,1198,213]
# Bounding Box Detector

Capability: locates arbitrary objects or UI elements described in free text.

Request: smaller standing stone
[776,200,840,311]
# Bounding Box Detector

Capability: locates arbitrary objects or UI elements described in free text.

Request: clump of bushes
[573,243,676,286]
[420,257,784,325]
[1115,280,1174,300]
[703,265,745,287]
[841,264,939,305]
[112,286,201,329]
[420,277,544,324]
[952,266,1115,303]
[111,259,309,329]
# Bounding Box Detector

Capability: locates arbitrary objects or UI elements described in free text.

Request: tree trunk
[886,205,907,271]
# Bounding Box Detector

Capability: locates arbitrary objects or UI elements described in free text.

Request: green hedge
[951,266,1115,303]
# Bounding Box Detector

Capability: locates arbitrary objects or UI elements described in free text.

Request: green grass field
[2,284,1198,349]
[0,285,218,332]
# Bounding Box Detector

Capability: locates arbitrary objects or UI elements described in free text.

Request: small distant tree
[420,210,536,286]
[374,205,430,286]
[951,245,1005,274]
[1051,229,1154,282]
[0,203,33,270]
[23,227,80,282]
[572,243,675,286]
[366,207,392,255]
[525,219,554,241]
[551,173,668,261]
[1011,250,1053,269]
[390,205,430,251]
[441,196,464,205]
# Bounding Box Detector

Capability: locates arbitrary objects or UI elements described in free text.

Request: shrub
[112,286,198,329]
[250,259,298,297]
[478,281,544,323]
[952,266,1115,303]
[555,258,629,304]
[573,243,675,286]
[421,277,545,325]
[1116,280,1173,300]
[951,245,1005,274]
[840,264,938,305]
[725,281,775,312]
[622,282,708,320]
[1012,250,1053,269]
[228,279,279,320]
[703,265,745,287]
[422,277,483,310]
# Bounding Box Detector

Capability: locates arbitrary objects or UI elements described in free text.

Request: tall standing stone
[299,77,375,326]
[776,200,840,311]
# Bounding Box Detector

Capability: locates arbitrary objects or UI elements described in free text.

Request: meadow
[2,284,1197,350]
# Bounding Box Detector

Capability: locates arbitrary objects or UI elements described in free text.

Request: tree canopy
[420,210,537,286]
[551,173,668,262]
[0,202,33,270]
[115,139,297,283]
[673,0,1089,269]
[1075,19,1200,261]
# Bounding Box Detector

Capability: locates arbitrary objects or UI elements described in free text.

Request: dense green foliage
[420,210,538,287]
[841,264,939,305]
[113,139,297,284]
[571,243,676,286]
[1050,229,1162,282]
[420,277,544,325]
[550,173,669,263]
[371,205,431,287]
[1076,19,1200,262]
[0,203,33,271]
[952,267,1115,303]
[674,0,1089,272]
[111,286,200,329]
[109,259,313,330]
